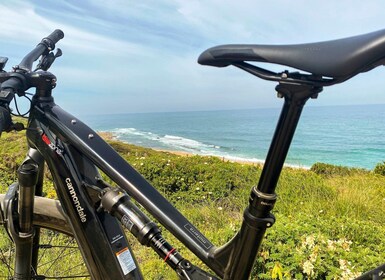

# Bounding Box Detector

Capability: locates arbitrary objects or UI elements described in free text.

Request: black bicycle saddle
[198,29,385,79]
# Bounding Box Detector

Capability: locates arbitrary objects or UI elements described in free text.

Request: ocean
[81,104,385,170]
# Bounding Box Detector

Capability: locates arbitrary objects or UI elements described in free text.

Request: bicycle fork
[4,157,39,279]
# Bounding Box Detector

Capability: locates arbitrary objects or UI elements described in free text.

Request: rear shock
[100,189,219,280]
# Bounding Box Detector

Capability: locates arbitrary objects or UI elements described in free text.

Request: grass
[0,129,384,279]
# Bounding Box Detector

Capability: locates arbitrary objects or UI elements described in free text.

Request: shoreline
[154,148,310,169]
[97,131,310,169]
[153,148,264,166]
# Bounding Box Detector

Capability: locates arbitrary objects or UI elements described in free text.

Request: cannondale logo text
[65,178,87,222]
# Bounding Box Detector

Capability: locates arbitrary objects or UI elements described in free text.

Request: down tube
[39,104,223,275]
[27,110,144,279]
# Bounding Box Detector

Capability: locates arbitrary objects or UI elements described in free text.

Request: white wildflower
[339,259,360,279]
[303,235,315,249]
[303,260,314,277]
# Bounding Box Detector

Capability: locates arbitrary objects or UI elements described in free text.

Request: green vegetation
[1,131,384,279]
[374,161,385,176]
[310,162,368,177]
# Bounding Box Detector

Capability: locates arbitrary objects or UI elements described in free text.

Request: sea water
[82,104,384,170]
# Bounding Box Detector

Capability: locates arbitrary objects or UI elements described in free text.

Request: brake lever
[0,57,8,71]
[35,48,62,71]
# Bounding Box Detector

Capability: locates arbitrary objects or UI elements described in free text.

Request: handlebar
[0,29,64,134]
[19,29,64,71]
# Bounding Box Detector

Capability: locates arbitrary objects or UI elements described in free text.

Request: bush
[373,161,385,176]
[255,215,385,279]
[310,162,367,177]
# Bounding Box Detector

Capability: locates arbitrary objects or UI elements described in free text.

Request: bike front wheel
[0,194,93,279]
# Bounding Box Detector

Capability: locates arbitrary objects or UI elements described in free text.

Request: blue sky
[1,1,385,115]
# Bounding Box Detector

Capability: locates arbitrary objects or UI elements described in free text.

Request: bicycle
[0,28,384,279]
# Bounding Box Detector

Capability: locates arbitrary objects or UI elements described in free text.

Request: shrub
[310,162,367,177]
[373,161,385,176]
[255,214,385,279]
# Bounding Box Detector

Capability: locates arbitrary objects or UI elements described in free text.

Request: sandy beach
[98,130,265,165]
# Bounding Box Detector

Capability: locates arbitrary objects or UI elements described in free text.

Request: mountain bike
[0,29,384,279]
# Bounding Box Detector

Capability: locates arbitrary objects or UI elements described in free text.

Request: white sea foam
[160,134,218,152]
[103,127,310,169]
[112,128,159,141]
[111,128,221,153]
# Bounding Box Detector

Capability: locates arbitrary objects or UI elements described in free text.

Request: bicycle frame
[26,89,226,278]
[7,76,321,280]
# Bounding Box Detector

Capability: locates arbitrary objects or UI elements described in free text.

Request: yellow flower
[271,262,283,280]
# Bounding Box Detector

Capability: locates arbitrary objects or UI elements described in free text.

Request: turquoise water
[82,104,385,169]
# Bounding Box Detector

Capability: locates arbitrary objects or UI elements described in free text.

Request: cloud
[173,0,385,44]
[0,1,151,58]
[1,0,385,115]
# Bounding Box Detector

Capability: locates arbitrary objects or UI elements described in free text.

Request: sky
[1,0,385,115]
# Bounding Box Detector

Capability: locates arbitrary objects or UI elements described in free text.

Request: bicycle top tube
[198,28,385,79]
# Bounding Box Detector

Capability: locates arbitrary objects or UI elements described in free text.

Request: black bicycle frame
[27,95,223,278]
[20,78,321,280]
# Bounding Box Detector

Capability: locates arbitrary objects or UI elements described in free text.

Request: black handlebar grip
[44,29,64,45]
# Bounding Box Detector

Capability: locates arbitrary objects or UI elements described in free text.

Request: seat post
[254,82,322,198]
[223,82,322,280]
